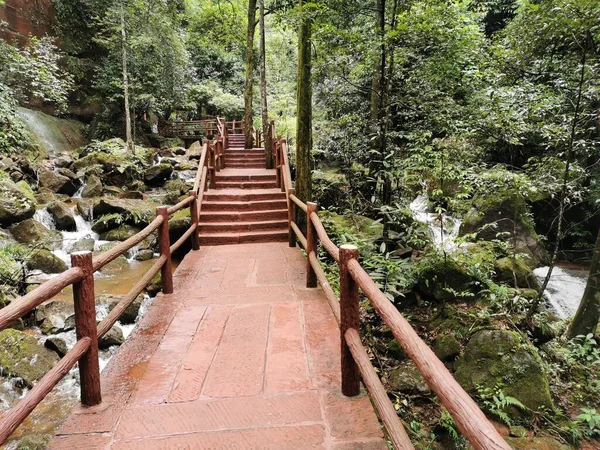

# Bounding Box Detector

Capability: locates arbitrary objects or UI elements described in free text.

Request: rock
[169,208,192,244]
[509,426,528,438]
[103,186,123,196]
[171,147,186,155]
[105,294,144,324]
[26,249,67,274]
[119,191,145,200]
[64,314,75,331]
[70,238,95,253]
[93,198,156,226]
[147,273,162,296]
[34,187,57,205]
[454,330,554,413]
[506,437,571,450]
[99,325,124,349]
[16,433,51,450]
[434,334,461,361]
[92,214,124,233]
[75,198,94,220]
[388,339,407,360]
[0,177,36,226]
[81,175,103,198]
[495,257,539,290]
[10,219,62,251]
[417,258,477,303]
[100,225,142,241]
[386,360,431,395]
[47,201,76,231]
[0,329,59,388]
[144,164,173,185]
[135,249,154,261]
[35,300,73,334]
[164,179,189,204]
[44,337,68,357]
[38,167,79,196]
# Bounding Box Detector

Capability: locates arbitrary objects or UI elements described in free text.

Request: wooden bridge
[0,120,511,449]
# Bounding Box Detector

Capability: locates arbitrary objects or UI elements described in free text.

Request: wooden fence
[0,124,229,444]
[272,138,511,450]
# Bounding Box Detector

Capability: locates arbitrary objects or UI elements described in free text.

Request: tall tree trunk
[568,228,600,338]
[295,0,312,207]
[121,1,133,153]
[244,0,257,149]
[259,0,273,168]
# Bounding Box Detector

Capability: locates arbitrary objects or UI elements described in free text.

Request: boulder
[144,164,173,185]
[0,177,36,226]
[495,257,539,290]
[10,219,62,251]
[135,249,154,261]
[44,337,68,357]
[26,249,67,274]
[164,179,189,204]
[99,325,124,349]
[47,201,76,231]
[70,238,95,253]
[119,191,146,200]
[454,330,554,413]
[386,360,431,395]
[417,257,478,303]
[93,198,156,226]
[105,293,144,324]
[81,175,103,198]
[75,198,95,220]
[147,273,162,296]
[506,437,571,450]
[34,187,58,206]
[100,225,142,241]
[169,209,192,243]
[35,300,73,333]
[38,167,79,196]
[0,329,59,387]
[434,334,461,361]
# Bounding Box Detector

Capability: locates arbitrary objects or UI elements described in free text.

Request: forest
[0,0,599,449]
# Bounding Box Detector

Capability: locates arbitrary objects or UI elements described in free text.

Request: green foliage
[575,408,600,437]
[477,386,527,426]
[568,334,600,366]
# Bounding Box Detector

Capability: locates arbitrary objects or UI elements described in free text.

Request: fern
[477,386,526,426]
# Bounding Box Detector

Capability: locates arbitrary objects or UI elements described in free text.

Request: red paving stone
[51,242,387,449]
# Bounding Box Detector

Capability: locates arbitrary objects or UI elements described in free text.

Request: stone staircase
[199,136,288,245]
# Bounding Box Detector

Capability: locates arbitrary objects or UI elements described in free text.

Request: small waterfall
[34,209,56,230]
[72,184,86,199]
[409,195,462,253]
[533,266,589,319]
[53,211,99,264]
[153,155,164,166]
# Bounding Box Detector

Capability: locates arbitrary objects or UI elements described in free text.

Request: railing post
[288,188,296,248]
[189,191,200,251]
[71,251,102,406]
[215,140,221,173]
[306,202,318,288]
[157,207,174,294]
[339,244,360,397]
[275,142,281,188]
[209,144,216,189]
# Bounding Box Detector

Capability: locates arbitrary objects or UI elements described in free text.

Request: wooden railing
[273,136,511,449]
[163,119,219,138]
[0,126,229,444]
[222,118,244,135]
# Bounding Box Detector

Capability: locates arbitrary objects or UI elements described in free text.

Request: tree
[120,0,133,153]
[244,0,257,148]
[259,0,273,168]
[295,0,312,205]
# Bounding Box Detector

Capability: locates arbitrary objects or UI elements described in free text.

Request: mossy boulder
[320,211,384,240]
[495,257,539,290]
[16,433,52,450]
[454,330,554,414]
[0,177,36,226]
[313,170,351,210]
[44,337,68,357]
[0,329,59,387]
[135,249,154,261]
[434,334,461,361]
[26,249,67,274]
[506,436,571,450]
[38,167,79,196]
[104,293,144,324]
[417,257,478,303]
[144,164,173,185]
[47,201,75,231]
[164,179,189,204]
[147,272,162,296]
[100,225,142,241]
[81,175,103,198]
[35,300,73,334]
[70,238,95,253]
[99,325,124,349]
[169,208,192,241]
[386,360,431,395]
[10,219,62,251]
[93,198,156,226]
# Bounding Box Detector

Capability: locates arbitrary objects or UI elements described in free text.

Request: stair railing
[0,134,225,444]
[272,131,511,449]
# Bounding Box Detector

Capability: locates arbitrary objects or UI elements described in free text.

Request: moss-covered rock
[44,337,68,357]
[0,329,59,387]
[105,293,144,324]
[0,176,36,226]
[320,211,384,240]
[93,198,156,226]
[10,219,62,250]
[386,360,431,395]
[454,330,554,414]
[16,433,52,450]
[99,325,124,349]
[164,179,189,204]
[70,238,95,253]
[47,201,75,231]
[144,164,173,185]
[100,225,142,241]
[147,272,162,296]
[26,249,67,274]
[506,436,571,450]
[417,257,478,303]
[38,167,79,196]
[495,257,539,290]
[313,170,351,210]
[81,174,103,198]
[434,334,461,361]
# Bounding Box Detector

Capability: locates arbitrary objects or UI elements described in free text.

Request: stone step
[200,220,288,233]
[215,174,274,182]
[204,190,285,202]
[225,163,267,169]
[202,199,287,212]
[225,155,266,161]
[200,209,288,223]
[199,230,288,245]
[214,181,276,189]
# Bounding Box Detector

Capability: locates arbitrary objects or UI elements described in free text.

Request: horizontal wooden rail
[170,223,198,254]
[167,195,194,215]
[290,194,308,213]
[308,251,340,324]
[345,328,414,450]
[310,211,339,261]
[0,337,91,443]
[346,258,510,450]
[0,267,84,331]
[291,222,307,249]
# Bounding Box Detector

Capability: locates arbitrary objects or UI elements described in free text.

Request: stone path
[50,243,387,449]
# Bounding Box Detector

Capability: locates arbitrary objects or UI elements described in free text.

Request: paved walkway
[50,243,387,449]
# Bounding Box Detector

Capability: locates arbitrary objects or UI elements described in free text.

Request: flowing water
[409,194,462,253]
[533,266,589,319]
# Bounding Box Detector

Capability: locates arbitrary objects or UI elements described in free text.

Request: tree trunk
[259,0,273,168]
[244,0,257,149]
[121,1,133,153]
[567,228,600,338]
[295,0,312,208]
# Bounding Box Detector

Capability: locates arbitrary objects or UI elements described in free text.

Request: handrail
[0,114,232,443]
[275,132,510,449]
